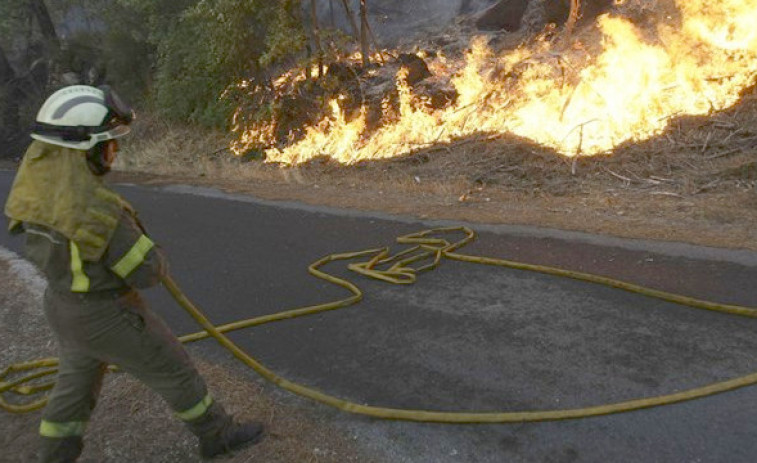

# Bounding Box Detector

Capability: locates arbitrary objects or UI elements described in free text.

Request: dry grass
[0,255,375,463]
[116,113,231,176]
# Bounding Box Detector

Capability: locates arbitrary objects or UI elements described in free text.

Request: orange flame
[233,0,757,164]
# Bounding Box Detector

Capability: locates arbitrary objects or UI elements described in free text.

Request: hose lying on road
[3,227,757,422]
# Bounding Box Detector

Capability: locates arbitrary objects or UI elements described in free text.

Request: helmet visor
[91,124,131,144]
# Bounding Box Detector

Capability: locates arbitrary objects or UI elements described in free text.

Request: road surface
[3,170,757,462]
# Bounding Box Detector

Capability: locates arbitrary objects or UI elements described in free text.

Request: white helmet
[31,85,135,150]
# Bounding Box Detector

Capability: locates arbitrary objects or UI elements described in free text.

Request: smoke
[316,0,496,46]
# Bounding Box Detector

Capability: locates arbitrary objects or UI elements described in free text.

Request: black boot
[186,401,264,459]
[199,420,264,459]
[39,436,83,463]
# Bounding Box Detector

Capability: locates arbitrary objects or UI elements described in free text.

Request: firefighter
[4,85,264,462]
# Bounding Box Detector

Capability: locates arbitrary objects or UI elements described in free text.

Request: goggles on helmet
[31,86,135,143]
[100,85,135,126]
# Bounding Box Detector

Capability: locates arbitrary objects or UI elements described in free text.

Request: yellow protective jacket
[4,141,166,294]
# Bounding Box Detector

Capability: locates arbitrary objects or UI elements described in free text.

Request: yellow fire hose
[3,226,757,422]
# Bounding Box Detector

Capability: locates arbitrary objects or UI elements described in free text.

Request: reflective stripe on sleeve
[39,420,86,438]
[111,234,155,279]
[69,242,90,292]
[176,394,213,421]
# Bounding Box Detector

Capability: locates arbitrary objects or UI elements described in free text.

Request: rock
[325,61,360,84]
[476,0,615,33]
[542,0,571,25]
[61,71,81,85]
[397,53,432,85]
[475,0,531,32]
[580,0,615,22]
[544,0,614,26]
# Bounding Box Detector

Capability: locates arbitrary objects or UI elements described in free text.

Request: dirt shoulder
[106,160,757,252]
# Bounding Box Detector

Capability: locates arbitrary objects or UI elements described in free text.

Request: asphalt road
[3,170,757,463]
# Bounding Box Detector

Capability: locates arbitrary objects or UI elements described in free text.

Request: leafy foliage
[261,0,308,68]
[1,0,322,129]
[0,0,31,43]
[153,0,306,127]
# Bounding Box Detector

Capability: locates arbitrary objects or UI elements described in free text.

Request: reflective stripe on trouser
[177,393,214,421]
[39,420,86,438]
[41,288,208,429]
[38,351,105,437]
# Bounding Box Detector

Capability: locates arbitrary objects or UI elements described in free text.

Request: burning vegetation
[230,0,757,166]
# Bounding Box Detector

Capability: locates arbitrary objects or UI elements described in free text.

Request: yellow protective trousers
[39,289,212,441]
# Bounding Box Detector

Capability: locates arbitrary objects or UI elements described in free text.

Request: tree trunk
[564,0,581,41]
[310,0,324,78]
[0,47,16,86]
[0,46,21,158]
[339,0,360,41]
[28,0,59,52]
[363,7,380,56]
[359,0,370,68]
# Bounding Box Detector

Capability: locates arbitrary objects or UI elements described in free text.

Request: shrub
[153,0,305,128]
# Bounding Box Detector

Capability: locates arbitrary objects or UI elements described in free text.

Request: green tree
[2,0,311,132]
[0,0,54,157]
[153,0,306,127]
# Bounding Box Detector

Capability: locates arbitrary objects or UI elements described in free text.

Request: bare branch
[360,0,370,68]
[339,0,360,40]
[310,0,324,77]
[564,0,581,42]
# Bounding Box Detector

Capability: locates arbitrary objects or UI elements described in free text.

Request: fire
[233,0,757,164]
[283,98,367,164]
